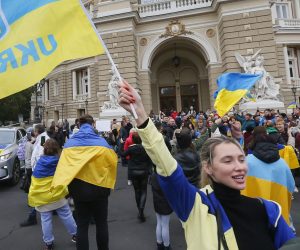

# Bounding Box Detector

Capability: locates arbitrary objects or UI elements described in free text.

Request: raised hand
[118,80,148,126]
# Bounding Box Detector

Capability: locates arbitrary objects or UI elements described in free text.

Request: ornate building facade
[37,0,300,125]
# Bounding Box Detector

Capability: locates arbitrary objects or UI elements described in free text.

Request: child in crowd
[28,139,77,250]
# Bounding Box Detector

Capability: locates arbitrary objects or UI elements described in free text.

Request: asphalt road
[0,165,299,250]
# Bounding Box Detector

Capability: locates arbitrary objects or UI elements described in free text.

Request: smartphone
[40,136,46,146]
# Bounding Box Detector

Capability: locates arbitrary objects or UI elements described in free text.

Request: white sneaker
[294,187,299,193]
[128,180,132,186]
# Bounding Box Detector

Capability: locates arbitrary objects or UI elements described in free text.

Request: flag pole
[79,0,138,119]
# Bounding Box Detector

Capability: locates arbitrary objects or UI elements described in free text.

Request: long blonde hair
[200,136,244,188]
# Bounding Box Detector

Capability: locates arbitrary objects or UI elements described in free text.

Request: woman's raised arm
[118,81,197,221]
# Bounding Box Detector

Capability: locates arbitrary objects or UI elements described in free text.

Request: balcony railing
[276,18,300,29]
[138,0,213,18]
[292,78,300,87]
[75,93,88,101]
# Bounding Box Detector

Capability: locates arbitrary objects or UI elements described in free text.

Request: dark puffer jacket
[122,144,152,177]
[252,141,280,163]
[175,148,200,188]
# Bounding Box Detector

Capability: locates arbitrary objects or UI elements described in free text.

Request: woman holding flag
[118,80,296,250]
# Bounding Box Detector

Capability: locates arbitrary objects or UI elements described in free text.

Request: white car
[0,127,26,185]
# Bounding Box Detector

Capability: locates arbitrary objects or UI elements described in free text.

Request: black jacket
[151,172,172,215]
[252,141,280,163]
[122,144,152,177]
[175,148,200,187]
[68,178,110,202]
[165,125,177,140]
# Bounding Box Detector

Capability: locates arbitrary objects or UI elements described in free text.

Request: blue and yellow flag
[0,0,104,99]
[51,124,118,189]
[278,144,300,170]
[213,73,262,117]
[287,102,297,109]
[28,155,68,207]
[242,154,295,224]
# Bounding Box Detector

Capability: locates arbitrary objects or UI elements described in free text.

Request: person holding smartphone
[31,124,50,171]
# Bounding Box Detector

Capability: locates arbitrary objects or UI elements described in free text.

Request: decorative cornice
[159,20,193,38]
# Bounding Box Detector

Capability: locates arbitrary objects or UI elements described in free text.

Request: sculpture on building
[102,66,120,110]
[235,50,281,101]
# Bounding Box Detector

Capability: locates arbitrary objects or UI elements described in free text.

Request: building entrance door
[159,86,176,113]
[180,84,198,112]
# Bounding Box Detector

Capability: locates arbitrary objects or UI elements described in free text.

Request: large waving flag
[51,124,118,189]
[242,154,295,224]
[28,155,68,207]
[0,0,104,99]
[213,73,262,117]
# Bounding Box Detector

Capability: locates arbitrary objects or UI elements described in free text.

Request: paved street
[0,164,186,250]
[0,165,299,250]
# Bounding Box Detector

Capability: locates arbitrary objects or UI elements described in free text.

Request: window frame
[288,48,300,79]
[72,67,91,100]
[53,79,59,97]
[274,1,292,19]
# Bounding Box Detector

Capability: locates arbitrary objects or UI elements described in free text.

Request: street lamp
[61,103,64,122]
[291,85,297,104]
[85,99,88,114]
[34,79,46,123]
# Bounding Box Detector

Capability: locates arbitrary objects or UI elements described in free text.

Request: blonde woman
[118,81,295,250]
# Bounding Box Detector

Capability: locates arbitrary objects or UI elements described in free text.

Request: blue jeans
[40,204,77,244]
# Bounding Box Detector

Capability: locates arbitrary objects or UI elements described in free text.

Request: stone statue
[235,49,261,74]
[102,66,120,110]
[235,50,281,101]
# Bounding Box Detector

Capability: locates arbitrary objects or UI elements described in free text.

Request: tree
[0,87,34,125]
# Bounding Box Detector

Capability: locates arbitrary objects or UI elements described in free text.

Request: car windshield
[0,131,15,144]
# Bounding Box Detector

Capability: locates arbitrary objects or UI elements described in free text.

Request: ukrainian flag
[213,73,262,117]
[0,0,104,99]
[242,154,295,224]
[51,124,118,189]
[278,144,300,170]
[28,155,68,207]
[287,102,297,109]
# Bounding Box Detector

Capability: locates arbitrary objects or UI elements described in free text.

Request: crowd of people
[117,80,300,250]
[16,92,300,249]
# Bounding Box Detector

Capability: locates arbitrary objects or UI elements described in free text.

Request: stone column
[283,45,291,85]
[198,80,202,111]
[294,0,300,19]
[139,70,152,114]
[151,80,159,114]
[207,63,223,109]
[175,80,181,112]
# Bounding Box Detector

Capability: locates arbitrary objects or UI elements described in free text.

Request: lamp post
[34,79,46,123]
[61,103,64,122]
[291,86,297,104]
[85,99,88,114]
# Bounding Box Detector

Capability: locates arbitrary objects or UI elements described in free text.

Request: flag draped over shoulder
[28,155,68,207]
[278,145,300,170]
[242,154,295,224]
[0,0,104,99]
[213,73,262,117]
[51,124,118,190]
